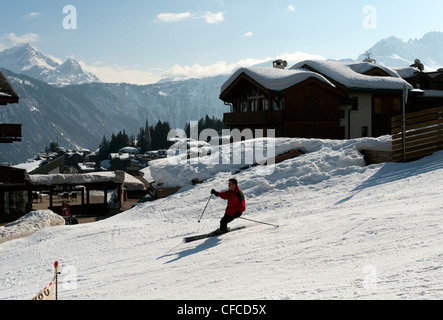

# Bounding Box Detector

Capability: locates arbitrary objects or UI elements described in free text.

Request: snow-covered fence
[392,107,443,162]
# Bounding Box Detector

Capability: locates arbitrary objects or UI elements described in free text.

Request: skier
[211,178,246,234]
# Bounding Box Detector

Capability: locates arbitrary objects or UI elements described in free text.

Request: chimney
[273,59,288,69]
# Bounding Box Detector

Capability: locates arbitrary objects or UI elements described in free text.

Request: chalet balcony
[223,110,283,126]
[0,124,22,143]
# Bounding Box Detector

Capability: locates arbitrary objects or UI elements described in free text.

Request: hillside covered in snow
[0,137,442,301]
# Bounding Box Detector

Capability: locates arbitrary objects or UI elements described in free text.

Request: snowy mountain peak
[0,43,59,74]
[0,43,100,86]
[359,31,443,70]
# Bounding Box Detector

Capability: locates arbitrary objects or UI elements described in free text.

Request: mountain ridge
[0,67,227,164]
[358,31,443,70]
[0,44,100,86]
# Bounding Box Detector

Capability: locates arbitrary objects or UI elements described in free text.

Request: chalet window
[351,97,359,111]
[374,98,382,115]
[240,101,247,112]
[247,87,266,111]
[271,97,284,110]
[248,98,256,112]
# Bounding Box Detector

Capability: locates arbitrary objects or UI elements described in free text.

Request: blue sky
[1,0,443,84]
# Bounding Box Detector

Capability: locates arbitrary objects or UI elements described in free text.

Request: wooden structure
[0,166,31,223]
[220,67,347,139]
[403,69,443,91]
[0,169,126,223]
[0,71,21,143]
[392,107,443,162]
[220,60,443,140]
[360,150,392,165]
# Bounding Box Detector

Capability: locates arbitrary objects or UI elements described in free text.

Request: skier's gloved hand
[211,189,218,196]
[234,211,242,218]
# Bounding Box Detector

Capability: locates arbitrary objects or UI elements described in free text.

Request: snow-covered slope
[0,137,442,300]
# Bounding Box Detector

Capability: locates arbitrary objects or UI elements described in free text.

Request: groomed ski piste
[1,136,442,300]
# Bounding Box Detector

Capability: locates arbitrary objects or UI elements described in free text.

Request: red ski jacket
[217,187,246,217]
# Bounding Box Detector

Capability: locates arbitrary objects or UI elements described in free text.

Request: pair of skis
[183,226,246,243]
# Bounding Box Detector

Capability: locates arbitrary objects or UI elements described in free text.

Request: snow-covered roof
[119,146,138,154]
[13,159,44,172]
[418,89,443,98]
[220,61,414,96]
[393,66,421,79]
[29,172,122,186]
[291,60,413,91]
[220,67,336,94]
[28,171,145,190]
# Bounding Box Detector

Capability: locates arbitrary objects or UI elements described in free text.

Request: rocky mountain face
[0,44,100,86]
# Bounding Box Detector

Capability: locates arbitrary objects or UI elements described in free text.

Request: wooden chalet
[220,66,346,139]
[0,71,21,143]
[400,68,443,111]
[0,168,128,223]
[220,60,443,140]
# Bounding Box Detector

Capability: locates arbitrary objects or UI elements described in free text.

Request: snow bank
[0,210,65,244]
[148,136,391,188]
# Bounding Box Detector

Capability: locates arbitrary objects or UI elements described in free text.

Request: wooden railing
[392,107,443,162]
[224,110,283,126]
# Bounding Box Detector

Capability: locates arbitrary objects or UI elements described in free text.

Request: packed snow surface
[0,137,442,300]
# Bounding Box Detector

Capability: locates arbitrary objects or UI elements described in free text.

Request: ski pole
[239,216,279,228]
[198,194,212,223]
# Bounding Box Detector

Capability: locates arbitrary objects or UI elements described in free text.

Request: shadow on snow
[157,236,222,264]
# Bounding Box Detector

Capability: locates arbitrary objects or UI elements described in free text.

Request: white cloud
[244,32,253,37]
[79,61,162,85]
[0,32,40,52]
[21,12,43,20]
[161,52,326,81]
[81,51,325,85]
[156,11,224,24]
[156,12,192,23]
[288,5,296,12]
[200,11,224,24]
[25,12,42,19]
[5,32,40,45]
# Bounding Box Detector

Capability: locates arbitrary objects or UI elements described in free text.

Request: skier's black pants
[220,212,241,233]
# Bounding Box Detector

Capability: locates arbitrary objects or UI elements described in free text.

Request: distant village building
[220,59,443,139]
